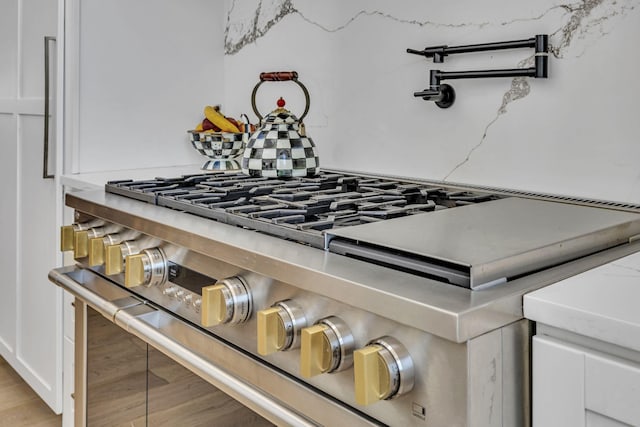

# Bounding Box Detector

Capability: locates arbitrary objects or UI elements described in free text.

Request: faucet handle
[413,84,456,109]
[406,46,447,63]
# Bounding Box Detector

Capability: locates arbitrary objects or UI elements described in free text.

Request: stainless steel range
[50,170,640,426]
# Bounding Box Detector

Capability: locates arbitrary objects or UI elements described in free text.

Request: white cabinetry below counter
[525,251,640,427]
[0,0,63,412]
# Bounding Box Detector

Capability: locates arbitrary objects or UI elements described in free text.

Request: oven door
[50,266,378,427]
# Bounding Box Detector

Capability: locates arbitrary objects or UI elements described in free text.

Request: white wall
[74,0,226,173]
[223,0,640,204]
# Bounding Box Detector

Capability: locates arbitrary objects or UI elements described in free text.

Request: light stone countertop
[524,250,640,352]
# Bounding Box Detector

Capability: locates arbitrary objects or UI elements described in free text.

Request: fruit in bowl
[193,105,255,134]
[189,105,250,171]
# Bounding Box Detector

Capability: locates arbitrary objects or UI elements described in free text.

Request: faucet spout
[408,34,549,108]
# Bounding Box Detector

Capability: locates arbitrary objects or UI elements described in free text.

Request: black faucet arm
[407,36,546,63]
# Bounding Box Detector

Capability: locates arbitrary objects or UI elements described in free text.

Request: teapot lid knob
[277,97,286,108]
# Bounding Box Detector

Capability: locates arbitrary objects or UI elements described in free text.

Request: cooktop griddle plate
[327,197,640,289]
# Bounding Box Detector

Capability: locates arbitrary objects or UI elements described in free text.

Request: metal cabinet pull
[43,36,56,179]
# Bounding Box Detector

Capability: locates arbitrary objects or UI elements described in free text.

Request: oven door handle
[48,266,323,427]
[48,265,143,319]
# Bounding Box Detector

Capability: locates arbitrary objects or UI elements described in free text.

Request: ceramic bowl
[188,131,246,171]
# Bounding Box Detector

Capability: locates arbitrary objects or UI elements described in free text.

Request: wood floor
[0,356,61,427]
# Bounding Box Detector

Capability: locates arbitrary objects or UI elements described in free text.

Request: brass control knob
[257,300,307,356]
[73,230,90,258]
[60,220,103,252]
[300,316,354,378]
[104,241,139,276]
[124,248,167,288]
[88,233,122,267]
[73,227,108,259]
[60,225,76,252]
[201,277,252,327]
[88,238,105,266]
[354,337,414,406]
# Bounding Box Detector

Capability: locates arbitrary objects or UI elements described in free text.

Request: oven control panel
[60,218,470,426]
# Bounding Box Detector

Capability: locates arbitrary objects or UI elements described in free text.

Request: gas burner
[106,171,499,248]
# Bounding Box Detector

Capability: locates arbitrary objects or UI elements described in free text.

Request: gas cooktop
[105,171,640,289]
[105,171,499,248]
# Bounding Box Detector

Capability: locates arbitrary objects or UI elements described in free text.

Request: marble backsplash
[222,0,640,204]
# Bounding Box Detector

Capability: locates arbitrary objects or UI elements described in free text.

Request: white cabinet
[533,334,640,427]
[532,335,585,426]
[525,252,640,427]
[0,0,63,413]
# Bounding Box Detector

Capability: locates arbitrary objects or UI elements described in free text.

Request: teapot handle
[260,71,298,81]
[251,71,310,122]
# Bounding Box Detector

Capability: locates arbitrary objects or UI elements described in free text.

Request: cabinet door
[585,352,640,426]
[532,335,585,427]
[533,335,640,427]
[0,0,62,413]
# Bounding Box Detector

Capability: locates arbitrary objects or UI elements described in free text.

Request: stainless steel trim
[120,241,139,259]
[328,238,470,286]
[140,247,168,287]
[43,36,55,179]
[222,276,253,324]
[320,316,355,373]
[73,220,104,232]
[64,190,640,343]
[276,300,307,351]
[48,266,141,319]
[50,266,379,427]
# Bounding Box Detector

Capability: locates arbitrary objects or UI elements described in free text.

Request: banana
[204,105,241,133]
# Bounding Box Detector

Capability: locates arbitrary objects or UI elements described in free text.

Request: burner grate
[106,171,500,248]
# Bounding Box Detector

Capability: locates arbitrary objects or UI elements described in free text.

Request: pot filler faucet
[407,34,549,108]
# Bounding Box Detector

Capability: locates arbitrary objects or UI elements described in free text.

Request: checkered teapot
[241,71,319,178]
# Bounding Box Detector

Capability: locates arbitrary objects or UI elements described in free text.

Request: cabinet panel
[63,291,75,339]
[1,0,61,414]
[62,336,74,427]
[533,333,640,427]
[532,335,585,427]
[20,0,58,98]
[0,1,18,98]
[585,353,640,426]
[0,114,18,354]
[17,114,60,409]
